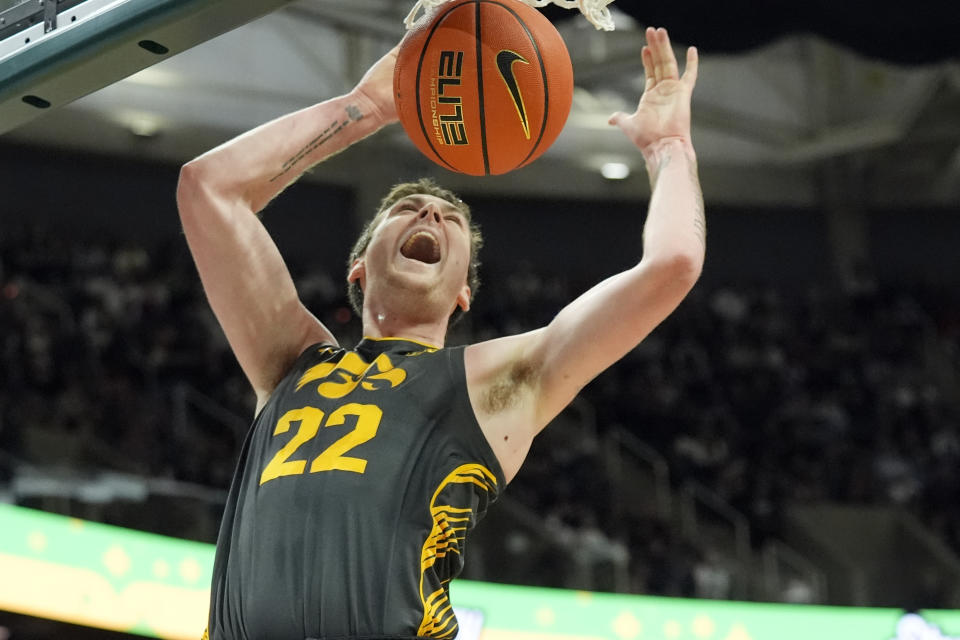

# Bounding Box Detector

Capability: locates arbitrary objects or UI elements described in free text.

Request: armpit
[480,358,540,415]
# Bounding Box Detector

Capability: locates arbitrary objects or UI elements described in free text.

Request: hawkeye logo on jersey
[431,50,468,146]
[296,350,406,399]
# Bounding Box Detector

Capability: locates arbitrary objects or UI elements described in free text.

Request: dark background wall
[1,141,957,290]
[869,208,960,288]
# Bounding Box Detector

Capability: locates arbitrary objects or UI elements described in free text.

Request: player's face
[349,194,472,317]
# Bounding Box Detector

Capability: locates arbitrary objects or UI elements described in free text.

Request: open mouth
[400,231,441,264]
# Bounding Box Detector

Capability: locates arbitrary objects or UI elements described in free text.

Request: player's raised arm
[465,27,704,481]
[176,46,399,410]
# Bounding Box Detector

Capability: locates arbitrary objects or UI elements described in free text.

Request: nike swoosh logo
[496,50,531,140]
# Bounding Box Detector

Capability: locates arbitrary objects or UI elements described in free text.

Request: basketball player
[178,26,703,640]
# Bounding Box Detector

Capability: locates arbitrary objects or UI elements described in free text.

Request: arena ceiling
[1,0,958,209]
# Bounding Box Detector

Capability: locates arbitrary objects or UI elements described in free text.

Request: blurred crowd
[1,224,959,605]
[488,260,960,602]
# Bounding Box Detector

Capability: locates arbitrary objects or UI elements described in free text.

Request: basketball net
[403,0,616,31]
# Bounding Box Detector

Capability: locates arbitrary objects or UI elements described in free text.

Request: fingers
[641,45,655,93]
[644,27,679,84]
[682,46,699,89]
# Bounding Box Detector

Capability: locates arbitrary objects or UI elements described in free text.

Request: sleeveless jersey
[207,337,504,640]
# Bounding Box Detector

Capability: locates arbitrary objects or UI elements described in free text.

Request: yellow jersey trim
[363,335,442,351]
[417,464,497,637]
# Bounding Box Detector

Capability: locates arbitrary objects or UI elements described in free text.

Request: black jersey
[207,337,505,640]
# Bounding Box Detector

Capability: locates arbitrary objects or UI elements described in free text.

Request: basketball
[394,0,574,176]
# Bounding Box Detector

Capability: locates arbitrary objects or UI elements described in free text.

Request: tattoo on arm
[649,148,706,248]
[689,160,706,248]
[649,152,671,191]
[658,153,672,174]
[268,104,366,183]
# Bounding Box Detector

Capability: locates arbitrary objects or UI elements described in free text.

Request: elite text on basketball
[431,51,468,146]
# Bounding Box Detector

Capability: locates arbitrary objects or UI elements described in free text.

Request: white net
[404,0,616,31]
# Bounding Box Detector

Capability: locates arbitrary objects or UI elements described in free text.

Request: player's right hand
[353,45,400,125]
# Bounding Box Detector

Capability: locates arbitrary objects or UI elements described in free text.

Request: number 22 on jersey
[259,403,382,485]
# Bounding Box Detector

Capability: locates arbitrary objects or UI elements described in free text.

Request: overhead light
[124,67,180,88]
[114,111,164,138]
[601,162,630,180]
[128,114,162,138]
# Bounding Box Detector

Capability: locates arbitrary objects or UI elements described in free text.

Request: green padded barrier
[2,503,957,640]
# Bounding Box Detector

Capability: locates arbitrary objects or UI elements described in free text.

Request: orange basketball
[394,0,574,176]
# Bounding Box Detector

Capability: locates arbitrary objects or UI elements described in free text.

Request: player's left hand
[608,27,698,155]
